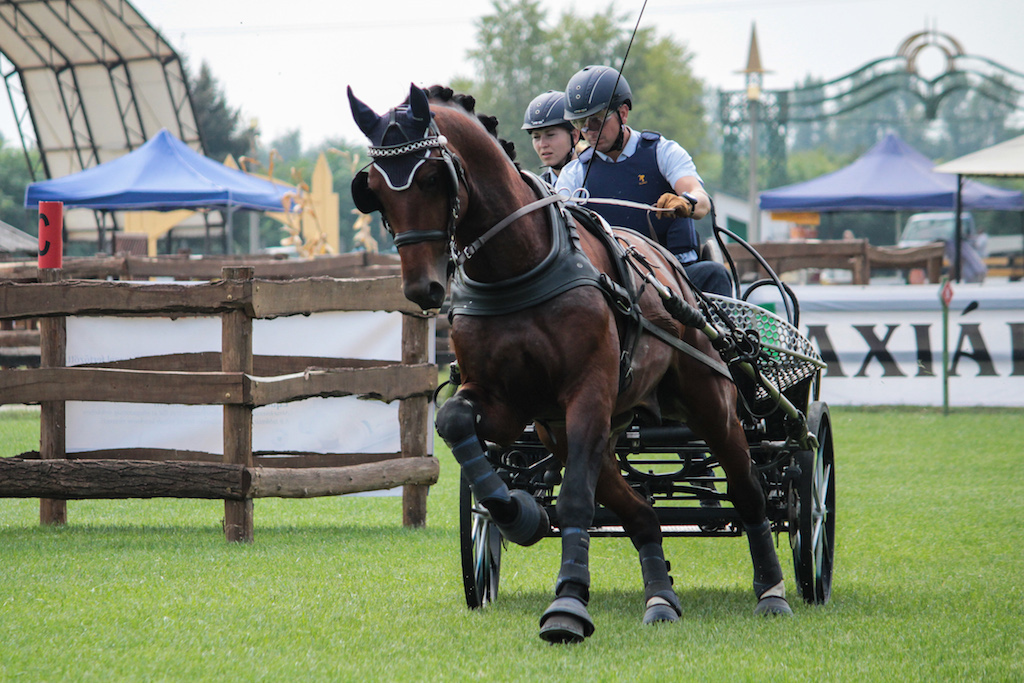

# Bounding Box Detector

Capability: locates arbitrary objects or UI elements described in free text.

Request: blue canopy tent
[759,133,1023,212]
[25,129,297,252]
[759,133,1023,281]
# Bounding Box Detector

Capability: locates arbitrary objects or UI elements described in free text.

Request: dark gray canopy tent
[760,133,1024,281]
[760,133,1023,213]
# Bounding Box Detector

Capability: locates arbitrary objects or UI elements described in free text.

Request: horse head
[348,84,468,310]
[349,84,535,310]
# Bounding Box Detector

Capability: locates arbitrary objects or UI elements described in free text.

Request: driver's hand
[655,192,693,218]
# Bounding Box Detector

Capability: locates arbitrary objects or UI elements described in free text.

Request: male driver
[555,65,731,296]
[522,90,580,186]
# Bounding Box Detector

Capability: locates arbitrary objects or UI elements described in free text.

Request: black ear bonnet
[348,84,465,227]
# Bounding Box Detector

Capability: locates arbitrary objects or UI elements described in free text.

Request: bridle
[359,114,564,268]
[363,118,466,249]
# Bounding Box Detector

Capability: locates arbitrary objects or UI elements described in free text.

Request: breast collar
[448,172,603,317]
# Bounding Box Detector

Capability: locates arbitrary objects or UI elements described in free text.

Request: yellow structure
[123,153,340,257]
[124,209,195,256]
[351,210,379,253]
[265,153,340,256]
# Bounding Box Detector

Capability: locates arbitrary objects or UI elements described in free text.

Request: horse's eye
[418,172,441,193]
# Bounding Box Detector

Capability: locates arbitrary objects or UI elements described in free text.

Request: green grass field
[1,407,1022,681]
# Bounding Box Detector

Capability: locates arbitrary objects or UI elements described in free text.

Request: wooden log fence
[0,250,402,283]
[725,239,946,284]
[0,264,438,542]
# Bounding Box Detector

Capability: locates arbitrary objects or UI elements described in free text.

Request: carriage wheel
[788,401,835,604]
[459,473,502,609]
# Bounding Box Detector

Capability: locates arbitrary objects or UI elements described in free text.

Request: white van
[897,212,978,248]
[897,212,986,282]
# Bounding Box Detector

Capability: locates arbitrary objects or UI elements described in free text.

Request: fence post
[400,312,432,527]
[38,267,67,525]
[222,266,254,542]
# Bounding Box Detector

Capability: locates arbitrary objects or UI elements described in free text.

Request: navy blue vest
[579,131,699,254]
[539,167,558,186]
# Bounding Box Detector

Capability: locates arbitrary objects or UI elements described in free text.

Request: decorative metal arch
[718,29,1024,198]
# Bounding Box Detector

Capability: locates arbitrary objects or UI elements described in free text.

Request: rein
[455,193,564,267]
[370,123,567,267]
[366,117,673,264]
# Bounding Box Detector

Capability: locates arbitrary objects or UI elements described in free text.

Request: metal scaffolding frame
[0,0,212,244]
[718,29,1024,202]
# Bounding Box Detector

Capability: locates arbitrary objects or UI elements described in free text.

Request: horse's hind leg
[694,395,792,616]
[594,457,682,624]
[435,390,549,547]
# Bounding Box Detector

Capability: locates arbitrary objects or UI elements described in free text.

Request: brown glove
[655,192,694,218]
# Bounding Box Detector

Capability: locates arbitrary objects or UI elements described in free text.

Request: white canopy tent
[934,135,1024,281]
[934,134,1024,177]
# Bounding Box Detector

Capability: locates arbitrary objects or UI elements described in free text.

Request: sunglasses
[570,109,612,132]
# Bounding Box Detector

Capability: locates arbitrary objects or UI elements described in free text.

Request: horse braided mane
[423,85,519,167]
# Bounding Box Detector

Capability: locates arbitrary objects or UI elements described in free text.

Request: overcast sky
[5,0,1023,149]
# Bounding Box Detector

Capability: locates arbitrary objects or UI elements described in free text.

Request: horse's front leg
[435,388,549,547]
[537,393,617,644]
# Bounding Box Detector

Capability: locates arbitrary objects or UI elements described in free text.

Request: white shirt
[554,127,702,195]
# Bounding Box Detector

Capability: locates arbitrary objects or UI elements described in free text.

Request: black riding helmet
[522,90,574,131]
[563,65,632,122]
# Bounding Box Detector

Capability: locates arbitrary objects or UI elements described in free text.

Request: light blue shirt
[554,127,702,196]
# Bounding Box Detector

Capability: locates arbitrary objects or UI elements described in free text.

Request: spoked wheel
[788,401,836,604]
[459,473,502,609]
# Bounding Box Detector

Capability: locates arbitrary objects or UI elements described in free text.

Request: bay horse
[348,84,792,643]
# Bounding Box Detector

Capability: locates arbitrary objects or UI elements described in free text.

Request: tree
[0,134,35,233]
[190,61,256,163]
[620,27,708,158]
[453,1,708,170]
[234,131,372,254]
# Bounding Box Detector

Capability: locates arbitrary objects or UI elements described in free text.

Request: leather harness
[448,172,731,387]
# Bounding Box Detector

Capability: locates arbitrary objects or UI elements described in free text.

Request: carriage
[349,83,836,643]
[456,265,837,609]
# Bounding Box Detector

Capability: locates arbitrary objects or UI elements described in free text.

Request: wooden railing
[724,240,946,284]
[0,250,402,282]
[0,265,437,542]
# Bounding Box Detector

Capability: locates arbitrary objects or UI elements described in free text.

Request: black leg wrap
[746,521,783,595]
[540,527,595,643]
[450,435,510,505]
[554,527,591,604]
[436,396,512,507]
[746,520,793,616]
[497,489,549,547]
[639,543,681,624]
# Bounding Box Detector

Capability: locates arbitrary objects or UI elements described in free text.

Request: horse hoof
[496,489,549,547]
[753,595,793,616]
[540,614,587,644]
[643,603,680,625]
[540,597,595,644]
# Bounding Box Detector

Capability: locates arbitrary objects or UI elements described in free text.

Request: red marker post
[37,200,67,525]
[38,200,63,269]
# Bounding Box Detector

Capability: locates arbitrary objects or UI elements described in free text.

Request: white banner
[750,283,1024,406]
[65,310,434,455]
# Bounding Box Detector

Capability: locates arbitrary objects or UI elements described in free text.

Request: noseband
[365,120,465,249]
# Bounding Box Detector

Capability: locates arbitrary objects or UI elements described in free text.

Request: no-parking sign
[940,279,954,308]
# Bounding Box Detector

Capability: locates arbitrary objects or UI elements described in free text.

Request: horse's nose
[404,279,446,311]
